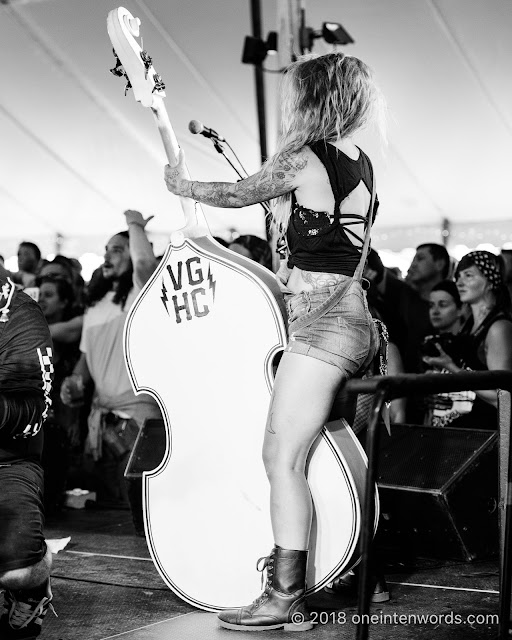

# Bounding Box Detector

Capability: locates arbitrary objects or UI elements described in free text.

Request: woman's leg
[263,350,345,550]
[218,351,343,631]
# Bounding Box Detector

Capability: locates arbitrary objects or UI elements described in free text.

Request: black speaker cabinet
[125,419,166,479]
[376,424,498,561]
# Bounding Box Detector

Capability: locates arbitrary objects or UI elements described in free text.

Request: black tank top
[450,307,512,429]
[286,141,378,275]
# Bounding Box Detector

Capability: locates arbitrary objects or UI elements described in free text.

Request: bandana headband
[457,251,503,291]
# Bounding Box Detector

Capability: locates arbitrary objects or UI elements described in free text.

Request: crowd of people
[0,212,162,637]
[1,50,512,637]
[2,205,512,638]
[366,242,512,426]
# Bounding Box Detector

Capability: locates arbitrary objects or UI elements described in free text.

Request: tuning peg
[110,49,126,77]
[140,50,153,80]
[110,64,126,77]
[152,73,165,93]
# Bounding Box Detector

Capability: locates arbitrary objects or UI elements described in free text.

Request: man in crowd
[366,247,441,423]
[405,242,451,300]
[12,242,41,289]
[61,210,161,535]
[0,263,55,638]
[365,248,431,374]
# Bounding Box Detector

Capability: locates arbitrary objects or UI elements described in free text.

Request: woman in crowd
[428,279,464,335]
[38,257,85,345]
[423,251,512,429]
[165,51,385,632]
[37,275,83,511]
[421,280,470,426]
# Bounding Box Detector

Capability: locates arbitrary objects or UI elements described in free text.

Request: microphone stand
[207,138,273,219]
[212,140,244,181]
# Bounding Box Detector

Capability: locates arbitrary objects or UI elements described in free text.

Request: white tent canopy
[1,0,511,265]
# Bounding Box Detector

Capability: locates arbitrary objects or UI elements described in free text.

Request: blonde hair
[267,52,386,235]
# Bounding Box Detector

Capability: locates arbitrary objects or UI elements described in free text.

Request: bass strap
[353,168,377,282]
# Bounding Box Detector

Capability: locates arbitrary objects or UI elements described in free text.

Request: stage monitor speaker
[376,424,498,561]
[125,419,166,479]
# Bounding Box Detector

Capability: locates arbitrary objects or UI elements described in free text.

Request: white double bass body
[107,6,379,612]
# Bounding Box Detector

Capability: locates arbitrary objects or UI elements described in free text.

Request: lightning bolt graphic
[207,265,216,301]
[161,279,169,314]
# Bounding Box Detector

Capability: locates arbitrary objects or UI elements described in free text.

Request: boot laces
[253,550,275,605]
[5,589,57,629]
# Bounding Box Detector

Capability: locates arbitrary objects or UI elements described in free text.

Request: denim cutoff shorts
[284,276,378,376]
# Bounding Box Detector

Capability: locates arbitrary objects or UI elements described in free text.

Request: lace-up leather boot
[218,545,313,632]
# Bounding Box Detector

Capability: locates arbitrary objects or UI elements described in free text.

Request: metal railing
[344,370,512,640]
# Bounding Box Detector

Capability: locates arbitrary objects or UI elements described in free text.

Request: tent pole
[249,0,267,165]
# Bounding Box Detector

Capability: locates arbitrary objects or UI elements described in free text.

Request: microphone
[188,119,225,142]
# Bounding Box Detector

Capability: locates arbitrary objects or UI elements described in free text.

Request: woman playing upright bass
[164,51,386,632]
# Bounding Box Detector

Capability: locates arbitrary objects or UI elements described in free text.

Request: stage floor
[36,507,499,639]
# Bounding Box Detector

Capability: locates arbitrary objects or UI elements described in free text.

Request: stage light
[321,22,354,45]
[301,21,355,52]
[266,31,278,55]
[242,31,279,64]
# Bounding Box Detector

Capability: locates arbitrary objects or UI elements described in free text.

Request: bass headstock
[107,7,165,108]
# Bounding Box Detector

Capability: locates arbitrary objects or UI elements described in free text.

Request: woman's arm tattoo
[191,149,309,208]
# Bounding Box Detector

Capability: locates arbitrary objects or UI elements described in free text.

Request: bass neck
[150,97,210,239]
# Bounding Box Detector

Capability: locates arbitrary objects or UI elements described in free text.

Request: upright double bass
[107,7,378,612]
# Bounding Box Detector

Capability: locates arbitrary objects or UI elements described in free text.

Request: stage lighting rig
[241,31,278,65]
[301,21,354,52]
